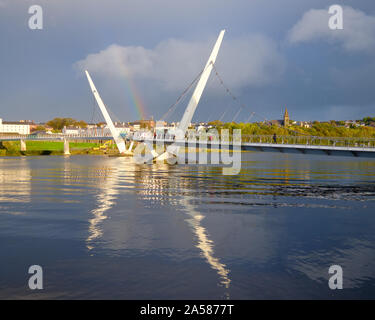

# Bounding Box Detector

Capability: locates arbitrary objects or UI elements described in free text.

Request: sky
[0,0,375,123]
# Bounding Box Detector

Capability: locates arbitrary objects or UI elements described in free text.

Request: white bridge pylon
[157,29,225,161]
[84,30,225,158]
[85,70,128,154]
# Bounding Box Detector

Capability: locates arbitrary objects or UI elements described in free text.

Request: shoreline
[0,140,119,157]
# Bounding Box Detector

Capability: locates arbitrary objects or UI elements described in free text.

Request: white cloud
[74,33,285,93]
[288,6,375,52]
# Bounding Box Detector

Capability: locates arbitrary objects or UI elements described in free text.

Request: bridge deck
[241,142,375,158]
[1,134,375,158]
[0,134,113,141]
[138,138,375,158]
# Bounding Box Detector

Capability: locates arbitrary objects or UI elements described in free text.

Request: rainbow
[115,49,147,120]
[122,76,147,120]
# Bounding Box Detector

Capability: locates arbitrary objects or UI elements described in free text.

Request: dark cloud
[0,0,374,122]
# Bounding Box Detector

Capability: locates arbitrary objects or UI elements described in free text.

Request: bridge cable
[211,63,269,123]
[232,106,243,122]
[160,64,209,122]
[218,109,228,122]
[211,63,312,136]
[246,112,256,123]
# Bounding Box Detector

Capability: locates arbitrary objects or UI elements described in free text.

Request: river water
[0,153,374,299]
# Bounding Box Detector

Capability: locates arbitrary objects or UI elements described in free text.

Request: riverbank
[0,141,119,156]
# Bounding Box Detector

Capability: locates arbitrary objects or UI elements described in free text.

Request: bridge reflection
[85,158,231,292]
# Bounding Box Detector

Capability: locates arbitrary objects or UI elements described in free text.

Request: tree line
[46,118,88,130]
[208,120,375,138]
[31,118,91,132]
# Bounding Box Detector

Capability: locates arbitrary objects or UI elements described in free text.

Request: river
[0,153,374,299]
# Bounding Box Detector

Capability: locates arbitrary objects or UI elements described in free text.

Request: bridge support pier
[20,139,26,152]
[64,139,70,155]
[124,141,134,155]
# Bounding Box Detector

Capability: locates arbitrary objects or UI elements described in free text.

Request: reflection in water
[59,157,117,250]
[134,163,178,207]
[85,158,232,291]
[86,165,120,250]
[3,154,373,298]
[132,163,231,292]
[0,158,30,205]
[80,155,375,295]
[182,198,231,290]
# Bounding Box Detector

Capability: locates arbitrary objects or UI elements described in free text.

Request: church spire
[283,107,289,127]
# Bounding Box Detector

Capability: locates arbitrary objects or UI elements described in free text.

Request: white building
[0,118,30,134]
[62,126,81,135]
[104,125,130,135]
[116,125,131,135]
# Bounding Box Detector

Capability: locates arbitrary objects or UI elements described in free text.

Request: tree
[208,120,223,127]
[46,118,87,130]
[76,120,88,128]
[363,117,375,126]
[31,125,45,132]
[46,118,75,130]
[207,120,375,138]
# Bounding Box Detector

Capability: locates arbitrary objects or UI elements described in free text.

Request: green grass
[0,140,110,156]
[25,141,64,150]
[25,141,100,150]
[71,142,101,149]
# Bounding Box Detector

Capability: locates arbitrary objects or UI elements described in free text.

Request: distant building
[86,123,99,129]
[113,124,131,135]
[300,121,311,128]
[267,107,291,127]
[293,120,311,128]
[129,119,155,130]
[0,118,30,134]
[283,108,289,127]
[62,126,81,134]
[155,120,167,128]
[132,123,141,131]
[344,120,360,128]
[269,119,283,126]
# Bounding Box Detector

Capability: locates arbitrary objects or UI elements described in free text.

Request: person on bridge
[273,133,277,143]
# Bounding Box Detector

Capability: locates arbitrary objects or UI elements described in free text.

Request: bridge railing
[0,133,114,140]
[2,132,375,149]
[139,133,375,149]
[241,135,375,148]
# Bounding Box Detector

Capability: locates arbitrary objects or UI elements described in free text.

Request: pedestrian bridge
[0,133,114,141]
[1,133,375,158]
[133,134,375,158]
